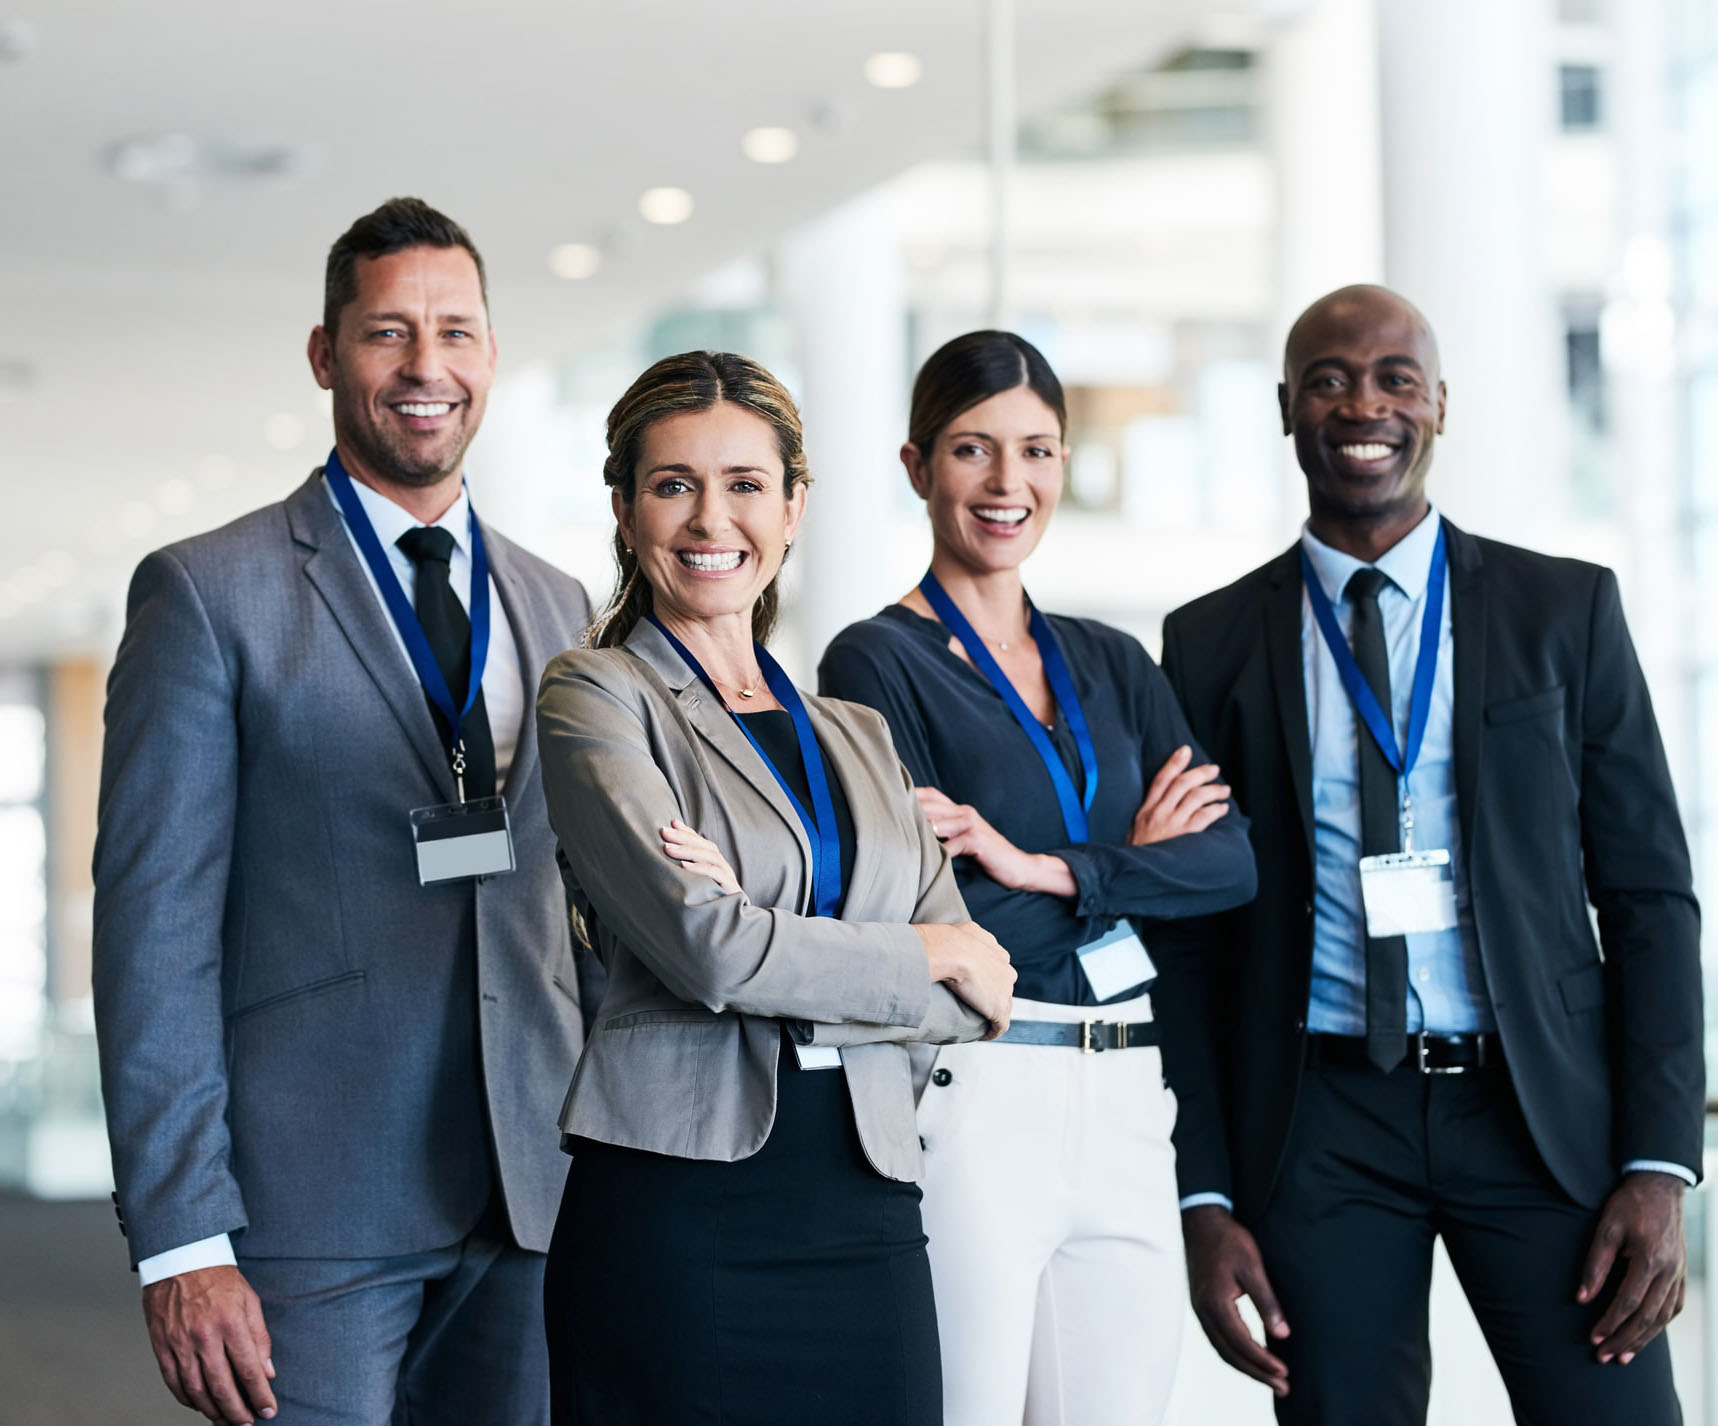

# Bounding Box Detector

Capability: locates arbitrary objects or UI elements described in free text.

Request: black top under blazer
[1150,516,1704,1223]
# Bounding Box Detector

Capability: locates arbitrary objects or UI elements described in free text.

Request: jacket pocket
[599,1007,722,1030]
[1484,685,1566,725]
[1558,961,1606,1015]
[227,970,366,1022]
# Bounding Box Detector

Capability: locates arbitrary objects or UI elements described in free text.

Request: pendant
[997,641,1010,652]
[738,687,756,699]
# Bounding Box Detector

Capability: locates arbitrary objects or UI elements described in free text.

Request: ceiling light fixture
[864,52,922,89]
[638,187,695,225]
[742,127,799,164]
[549,242,602,280]
[105,133,318,207]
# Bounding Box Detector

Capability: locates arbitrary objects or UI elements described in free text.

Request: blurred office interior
[2,0,1717,1419]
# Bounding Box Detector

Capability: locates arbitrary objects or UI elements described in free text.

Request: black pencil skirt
[543,1043,942,1426]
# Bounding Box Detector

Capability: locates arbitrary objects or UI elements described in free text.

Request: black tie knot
[1345,566,1391,605]
[397,525,456,567]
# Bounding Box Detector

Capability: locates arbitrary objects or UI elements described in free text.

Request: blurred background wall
[2,0,1717,1419]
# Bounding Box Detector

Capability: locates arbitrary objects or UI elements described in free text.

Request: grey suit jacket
[536,620,988,1183]
[92,470,592,1265]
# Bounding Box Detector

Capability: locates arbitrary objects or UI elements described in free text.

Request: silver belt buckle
[1415,1033,1466,1075]
[1081,1019,1107,1054]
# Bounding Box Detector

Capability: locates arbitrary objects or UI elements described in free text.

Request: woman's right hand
[915,922,1016,1039]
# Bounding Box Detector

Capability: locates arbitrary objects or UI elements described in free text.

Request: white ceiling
[0,0,1258,657]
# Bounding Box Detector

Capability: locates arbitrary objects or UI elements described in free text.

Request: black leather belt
[996,1018,1161,1053]
[1308,1031,1502,1074]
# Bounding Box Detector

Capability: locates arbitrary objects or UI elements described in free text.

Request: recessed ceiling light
[549,242,602,280]
[638,187,695,225]
[742,127,799,164]
[105,133,317,208]
[864,52,922,89]
[264,412,306,451]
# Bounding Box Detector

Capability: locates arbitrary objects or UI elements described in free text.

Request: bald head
[1283,285,1440,385]
[1278,284,1447,550]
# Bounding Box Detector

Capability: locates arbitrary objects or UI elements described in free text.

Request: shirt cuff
[137,1233,237,1287]
[1622,1159,1698,1188]
[1179,1191,1234,1213]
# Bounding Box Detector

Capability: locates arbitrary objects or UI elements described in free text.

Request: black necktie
[396,526,496,800]
[1346,566,1407,1071]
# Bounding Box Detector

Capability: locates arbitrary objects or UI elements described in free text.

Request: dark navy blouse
[818,604,1257,1006]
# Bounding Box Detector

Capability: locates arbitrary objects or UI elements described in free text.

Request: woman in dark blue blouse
[819,330,1257,1425]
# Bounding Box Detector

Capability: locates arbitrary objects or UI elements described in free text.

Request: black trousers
[543,1046,941,1426]
[1255,1056,1681,1426]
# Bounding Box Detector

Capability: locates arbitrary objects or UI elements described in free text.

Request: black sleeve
[1144,608,1244,1204]
[1578,568,1704,1178]
[1051,640,1258,921]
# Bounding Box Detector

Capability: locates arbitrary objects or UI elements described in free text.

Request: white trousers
[916,993,1185,1426]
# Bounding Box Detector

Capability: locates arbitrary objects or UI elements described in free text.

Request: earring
[785,539,794,550]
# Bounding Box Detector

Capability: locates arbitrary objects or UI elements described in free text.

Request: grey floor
[1,1193,184,1426]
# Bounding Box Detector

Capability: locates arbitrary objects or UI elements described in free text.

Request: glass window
[1559,63,1603,131]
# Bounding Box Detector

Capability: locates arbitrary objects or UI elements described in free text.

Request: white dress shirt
[136,471,526,1287]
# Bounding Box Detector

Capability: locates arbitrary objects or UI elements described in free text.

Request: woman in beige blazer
[535,350,1014,1426]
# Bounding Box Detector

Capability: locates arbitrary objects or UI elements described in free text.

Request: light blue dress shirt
[1178,507,1693,1211]
[1300,506,1494,1037]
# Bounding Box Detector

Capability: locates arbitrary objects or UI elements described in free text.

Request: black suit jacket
[1151,517,1702,1222]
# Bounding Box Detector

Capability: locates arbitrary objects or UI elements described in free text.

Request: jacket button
[931,1068,953,1087]
[1294,1018,1306,1033]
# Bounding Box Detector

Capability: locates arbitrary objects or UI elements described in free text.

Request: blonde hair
[587,350,812,649]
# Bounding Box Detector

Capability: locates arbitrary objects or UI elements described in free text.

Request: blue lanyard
[917,572,1098,844]
[1300,524,1447,788]
[324,449,492,777]
[647,616,844,919]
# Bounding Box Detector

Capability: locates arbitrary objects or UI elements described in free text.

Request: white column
[1607,0,1689,791]
[1377,0,1565,539]
[1263,0,1386,540]
[986,0,1017,329]
[775,191,911,680]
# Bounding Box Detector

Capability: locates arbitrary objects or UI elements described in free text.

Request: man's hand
[1578,1172,1687,1364]
[1184,1204,1291,1397]
[915,786,1076,898]
[143,1265,277,1423]
[1129,746,1230,846]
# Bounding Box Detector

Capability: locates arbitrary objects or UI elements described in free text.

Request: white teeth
[973,506,1029,524]
[395,402,453,417]
[1338,442,1395,461]
[680,550,744,571]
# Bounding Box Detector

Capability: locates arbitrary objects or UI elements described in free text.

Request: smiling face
[307,244,497,488]
[1279,286,1446,527]
[904,384,1067,576]
[616,401,806,632]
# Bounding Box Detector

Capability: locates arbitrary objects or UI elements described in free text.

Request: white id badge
[410,797,517,885]
[792,1043,843,1070]
[1358,848,1458,937]
[1077,922,1157,1000]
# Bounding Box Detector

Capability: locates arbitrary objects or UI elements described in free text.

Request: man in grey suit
[92,197,592,1425]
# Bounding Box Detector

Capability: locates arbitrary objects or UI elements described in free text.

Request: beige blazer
[536,618,987,1182]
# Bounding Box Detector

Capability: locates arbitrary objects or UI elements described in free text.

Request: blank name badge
[1077,921,1157,1001]
[1358,848,1458,937]
[410,796,517,885]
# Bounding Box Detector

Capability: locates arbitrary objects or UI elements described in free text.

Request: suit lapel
[287,471,458,802]
[481,523,541,802]
[1444,518,1486,858]
[1263,546,1316,860]
[624,621,815,910]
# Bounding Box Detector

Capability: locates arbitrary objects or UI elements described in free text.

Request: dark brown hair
[908,329,1067,456]
[588,351,812,650]
[323,197,487,334]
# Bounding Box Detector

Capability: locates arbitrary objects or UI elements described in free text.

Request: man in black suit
[1152,284,1700,1424]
